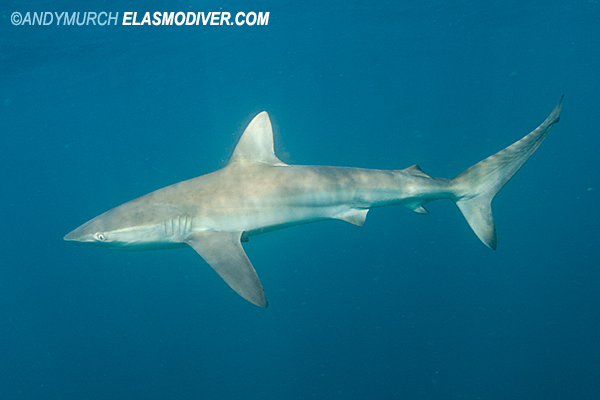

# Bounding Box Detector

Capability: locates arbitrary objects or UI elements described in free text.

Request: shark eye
[94,232,106,242]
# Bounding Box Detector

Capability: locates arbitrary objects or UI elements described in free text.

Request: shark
[65,97,563,307]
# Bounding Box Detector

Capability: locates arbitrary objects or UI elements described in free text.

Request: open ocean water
[1,1,599,399]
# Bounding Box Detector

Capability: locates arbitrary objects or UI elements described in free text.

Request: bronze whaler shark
[65,97,563,307]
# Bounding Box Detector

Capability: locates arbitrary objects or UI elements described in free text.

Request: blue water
[2,1,599,399]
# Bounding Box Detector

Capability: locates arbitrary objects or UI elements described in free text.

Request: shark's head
[64,197,187,250]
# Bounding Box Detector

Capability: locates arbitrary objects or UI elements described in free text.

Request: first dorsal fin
[228,112,287,166]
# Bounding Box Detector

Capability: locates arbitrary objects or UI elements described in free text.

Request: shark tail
[450,96,563,249]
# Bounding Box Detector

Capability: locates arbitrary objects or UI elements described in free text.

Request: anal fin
[411,205,430,215]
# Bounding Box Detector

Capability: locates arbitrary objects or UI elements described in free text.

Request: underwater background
[1,1,599,399]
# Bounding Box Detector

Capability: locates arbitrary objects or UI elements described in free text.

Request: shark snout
[63,229,79,241]
[63,223,96,243]
[64,227,86,242]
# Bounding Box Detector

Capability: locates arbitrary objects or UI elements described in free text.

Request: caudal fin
[451,96,563,249]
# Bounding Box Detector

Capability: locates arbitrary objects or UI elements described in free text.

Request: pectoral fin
[185,232,267,308]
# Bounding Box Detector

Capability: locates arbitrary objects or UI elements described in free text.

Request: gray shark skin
[65,97,563,307]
